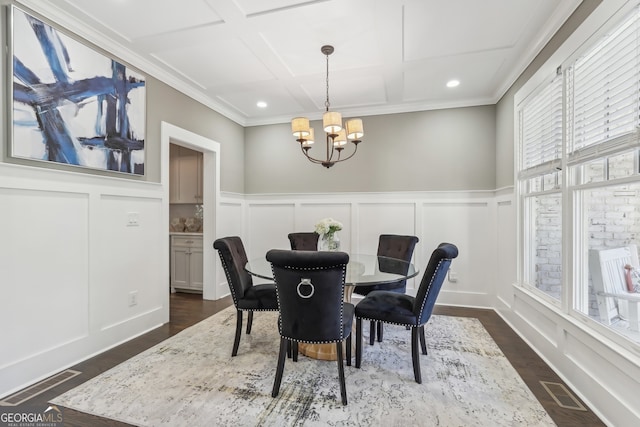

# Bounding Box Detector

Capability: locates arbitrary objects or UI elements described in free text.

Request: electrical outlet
[448,270,458,283]
[127,212,140,227]
[129,290,138,307]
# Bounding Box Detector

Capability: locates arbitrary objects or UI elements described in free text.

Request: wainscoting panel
[93,195,164,333]
[218,200,244,239]
[240,192,495,303]
[356,203,416,255]
[246,203,295,259]
[0,187,90,367]
[0,162,166,399]
[216,198,245,296]
[421,201,492,306]
[496,196,516,306]
[512,292,560,348]
[298,202,352,251]
[563,331,640,419]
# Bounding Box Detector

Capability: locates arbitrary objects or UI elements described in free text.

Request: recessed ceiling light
[446,80,460,88]
[257,101,267,108]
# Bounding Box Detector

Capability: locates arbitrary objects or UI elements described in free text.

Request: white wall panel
[0,188,89,366]
[298,203,352,251]
[356,203,416,255]
[512,294,559,348]
[242,193,493,300]
[0,162,166,399]
[246,203,295,259]
[215,198,244,296]
[496,197,516,306]
[421,202,492,304]
[218,200,243,239]
[563,331,640,426]
[93,195,164,331]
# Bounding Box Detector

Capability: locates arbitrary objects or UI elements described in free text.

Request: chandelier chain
[290,44,363,168]
[325,52,330,112]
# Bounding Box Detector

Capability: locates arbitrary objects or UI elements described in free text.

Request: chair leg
[272,337,288,398]
[419,325,427,355]
[246,311,254,334]
[336,342,347,405]
[232,310,243,357]
[345,334,352,366]
[293,341,298,362]
[369,320,376,345]
[377,321,383,342]
[411,327,422,384]
[355,318,362,368]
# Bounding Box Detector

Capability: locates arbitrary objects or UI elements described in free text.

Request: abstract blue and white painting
[12,7,146,175]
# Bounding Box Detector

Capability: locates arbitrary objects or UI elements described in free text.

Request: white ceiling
[29,0,581,126]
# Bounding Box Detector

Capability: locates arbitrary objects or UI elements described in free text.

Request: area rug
[51,308,555,426]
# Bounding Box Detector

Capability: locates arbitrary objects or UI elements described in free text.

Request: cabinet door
[171,236,203,292]
[169,145,181,203]
[169,146,203,204]
[171,245,190,288]
[178,148,200,204]
[195,151,203,203]
[189,245,204,291]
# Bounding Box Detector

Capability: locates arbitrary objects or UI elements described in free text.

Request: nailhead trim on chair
[355,258,452,327]
[217,248,278,312]
[271,262,349,341]
[355,316,422,328]
[416,259,448,321]
[218,254,240,306]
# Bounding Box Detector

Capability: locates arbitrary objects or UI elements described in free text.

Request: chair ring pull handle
[297,278,314,299]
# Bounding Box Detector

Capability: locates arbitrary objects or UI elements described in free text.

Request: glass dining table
[245,253,419,360]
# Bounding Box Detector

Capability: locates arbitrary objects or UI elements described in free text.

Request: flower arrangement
[315,218,343,251]
[315,217,343,237]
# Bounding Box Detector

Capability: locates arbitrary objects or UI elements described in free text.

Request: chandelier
[291,45,364,168]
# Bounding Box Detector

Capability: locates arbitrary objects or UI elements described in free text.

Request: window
[518,75,564,300]
[518,6,640,343]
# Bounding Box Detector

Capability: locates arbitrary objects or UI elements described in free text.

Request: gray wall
[245,105,496,193]
[495,0,602,188]
[146,79,245,192]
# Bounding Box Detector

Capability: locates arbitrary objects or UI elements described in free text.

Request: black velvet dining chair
[355,242,458,383]
[287,232,319,251]
[354,234,419,344]
[267,249,353,405]
[213,236,278,357]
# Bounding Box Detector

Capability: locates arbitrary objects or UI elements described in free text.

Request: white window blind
[519,74,563,177]
[569,8,640,158]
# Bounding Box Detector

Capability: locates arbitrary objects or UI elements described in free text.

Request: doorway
[161,122,220,301]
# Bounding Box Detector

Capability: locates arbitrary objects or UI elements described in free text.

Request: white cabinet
[170,234,203,293]
[169,145,203,204]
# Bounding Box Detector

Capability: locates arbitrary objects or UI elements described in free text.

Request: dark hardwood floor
[7,293,604,426]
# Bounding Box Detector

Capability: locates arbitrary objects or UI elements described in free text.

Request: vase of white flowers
[315,218,343,251]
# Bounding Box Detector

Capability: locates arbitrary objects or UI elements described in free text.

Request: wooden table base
[299,342,343,361]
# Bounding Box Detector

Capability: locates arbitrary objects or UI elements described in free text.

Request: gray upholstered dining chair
[287,232,319,250]
[267,249,353,405]
[355,242,458,383]
[354,234,419,344]
[213,236,278,357]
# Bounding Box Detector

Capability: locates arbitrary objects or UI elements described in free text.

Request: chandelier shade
[291,45,364,168]
[323,111,342,134]
[346,118,363,140]
[333,130,347,147]
[291,117,310,138]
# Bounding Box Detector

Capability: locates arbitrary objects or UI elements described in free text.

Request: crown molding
[12,0,248,126]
